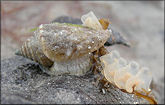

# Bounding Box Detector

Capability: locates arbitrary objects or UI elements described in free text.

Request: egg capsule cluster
[81,11,103,30]
[100,50,152,94]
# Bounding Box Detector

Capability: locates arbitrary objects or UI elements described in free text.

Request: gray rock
[1,56,149,104]
[104,29,131,47]
[52,15,83,25]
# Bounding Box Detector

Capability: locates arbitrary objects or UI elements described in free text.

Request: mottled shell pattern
[15,11,110,75]
[39,23,110,62]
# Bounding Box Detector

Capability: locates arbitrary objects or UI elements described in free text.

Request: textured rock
[1,56,149,104]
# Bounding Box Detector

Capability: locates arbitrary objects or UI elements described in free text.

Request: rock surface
[1,56,149,104]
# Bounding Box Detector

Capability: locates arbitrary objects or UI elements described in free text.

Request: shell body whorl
[39,23,110,62]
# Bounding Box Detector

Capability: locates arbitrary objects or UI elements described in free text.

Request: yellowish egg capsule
[100,50,157,104]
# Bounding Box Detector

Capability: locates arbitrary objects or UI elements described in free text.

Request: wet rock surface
[1,56,148,104]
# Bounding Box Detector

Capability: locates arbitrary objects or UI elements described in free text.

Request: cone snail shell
[15,11,110,76]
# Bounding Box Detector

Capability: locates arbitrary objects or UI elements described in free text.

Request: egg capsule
[100,50,153,94]
[81,11,102,30]
[103,57,127,85]
[125,67,152,93]
[100,50,120,69]
[114,61,140,90]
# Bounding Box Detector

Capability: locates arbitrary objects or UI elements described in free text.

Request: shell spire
[15,34,54,67]
[15,49,21,55]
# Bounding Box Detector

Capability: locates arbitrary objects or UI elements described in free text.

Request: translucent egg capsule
[125,67,152,93]
[100,50,120,69]
[114,61,140,90]
[100,50,153,94]
[103,57,127,85]
[81,11,102,30]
